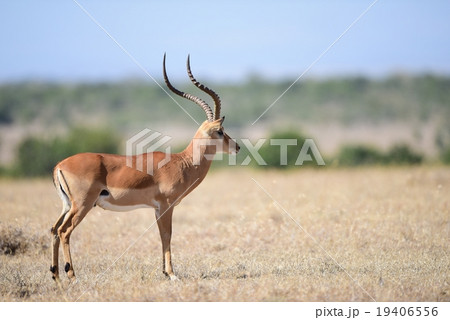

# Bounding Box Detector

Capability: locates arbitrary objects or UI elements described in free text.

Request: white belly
[96,198,153,212]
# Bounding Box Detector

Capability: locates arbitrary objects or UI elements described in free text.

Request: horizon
[1,70,447,86]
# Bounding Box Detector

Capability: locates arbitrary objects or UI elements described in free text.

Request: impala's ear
[220,116,225,125]
[204,118,223,135]
[211,117,223,128]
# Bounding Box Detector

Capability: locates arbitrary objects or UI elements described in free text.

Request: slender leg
[58,205,92,281]
[50,206,70,282]
[50,234,60,281]
[155,205,177,280]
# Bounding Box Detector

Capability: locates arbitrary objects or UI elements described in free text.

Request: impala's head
[163,54,240,155]
[197,117,240,154]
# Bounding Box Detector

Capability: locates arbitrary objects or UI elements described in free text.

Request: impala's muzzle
[229,140,240,154]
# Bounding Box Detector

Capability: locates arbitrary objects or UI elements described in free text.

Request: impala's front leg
[155,205,177,280]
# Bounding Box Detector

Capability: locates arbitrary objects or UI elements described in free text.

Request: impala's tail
[51,168,72,233]
[54,168,71,204]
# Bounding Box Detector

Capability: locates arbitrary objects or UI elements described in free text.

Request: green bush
[384,144,423,165]
[14,127,120,177]
[336,145,384,166]
[15,137,56,177]
[63,127,119,155]
[335,144,423,166]
[257,130,317,168]
[440,147,450,164]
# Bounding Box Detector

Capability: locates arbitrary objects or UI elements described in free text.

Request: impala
[50,54,240,282]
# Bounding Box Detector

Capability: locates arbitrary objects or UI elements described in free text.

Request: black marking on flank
[64,263,70,273]
[100,189,110,196]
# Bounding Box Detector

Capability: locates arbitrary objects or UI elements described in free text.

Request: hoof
[52,274,62,289]
[50,265,59,281]
[169,274,179,281]
[68,276,78,285]
[67,271,75,280]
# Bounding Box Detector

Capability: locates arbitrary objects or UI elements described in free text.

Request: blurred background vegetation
[0,74,449,177]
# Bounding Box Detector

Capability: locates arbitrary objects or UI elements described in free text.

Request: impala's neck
[183,134,216,166]
[178,129,217,180]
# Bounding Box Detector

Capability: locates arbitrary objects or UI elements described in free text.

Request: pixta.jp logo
[126,128,325,176]
[126,128,172,176]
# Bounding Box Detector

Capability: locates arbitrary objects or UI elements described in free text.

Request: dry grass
[0,167,448,301]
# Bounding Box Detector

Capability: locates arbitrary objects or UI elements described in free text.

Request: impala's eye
[217,130,223,136]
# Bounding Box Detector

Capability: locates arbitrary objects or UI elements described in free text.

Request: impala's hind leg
[58,203,95,281]
[50,209,66,281]
[50,190,72,282]
[51,166,102,282]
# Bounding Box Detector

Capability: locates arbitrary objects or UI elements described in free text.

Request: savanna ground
[0,167,448,301]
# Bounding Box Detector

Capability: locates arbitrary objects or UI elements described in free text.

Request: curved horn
[186,55,222,120]
[163,53,214,122]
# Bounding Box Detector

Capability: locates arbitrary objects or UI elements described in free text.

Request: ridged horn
[163,53,214,122]
[186,55,222,120]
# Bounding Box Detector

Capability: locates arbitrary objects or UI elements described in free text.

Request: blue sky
[1,0,449,82]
